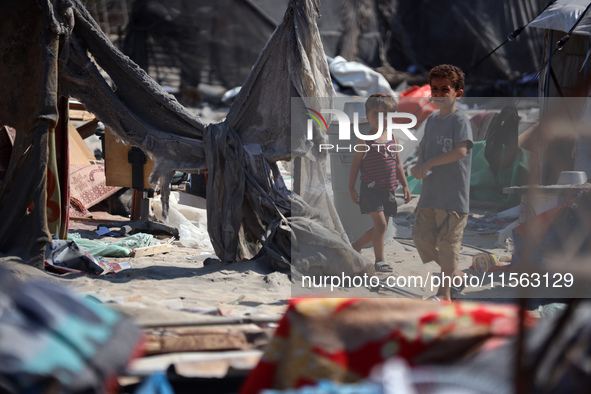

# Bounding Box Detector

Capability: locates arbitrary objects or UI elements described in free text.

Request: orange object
[398,84,438,124]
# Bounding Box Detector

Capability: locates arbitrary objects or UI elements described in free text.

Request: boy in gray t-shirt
[411,64,473,300]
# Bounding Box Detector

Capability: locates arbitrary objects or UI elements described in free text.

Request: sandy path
[2,195,522,326]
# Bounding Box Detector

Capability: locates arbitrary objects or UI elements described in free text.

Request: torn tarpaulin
[0,0,373,278]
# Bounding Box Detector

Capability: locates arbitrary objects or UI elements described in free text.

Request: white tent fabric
[328,56,396,97]
[529,0,591,35]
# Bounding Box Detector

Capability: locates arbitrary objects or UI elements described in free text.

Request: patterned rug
[69,162,121,217]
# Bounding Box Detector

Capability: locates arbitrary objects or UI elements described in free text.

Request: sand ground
[2,192,521,326]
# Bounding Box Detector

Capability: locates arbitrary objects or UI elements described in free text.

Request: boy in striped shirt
[349,93,411,272]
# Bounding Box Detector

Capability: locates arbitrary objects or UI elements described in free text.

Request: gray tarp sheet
[530,0,591,35]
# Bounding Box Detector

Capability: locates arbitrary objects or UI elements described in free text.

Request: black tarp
[122,0,548,90]
[395,0,547,81]
[123,0,282,89]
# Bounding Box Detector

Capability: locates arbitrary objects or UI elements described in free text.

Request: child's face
[430,77,463,111]
[367,106,389,133]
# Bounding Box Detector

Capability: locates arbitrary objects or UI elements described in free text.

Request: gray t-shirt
[417,110,473,213]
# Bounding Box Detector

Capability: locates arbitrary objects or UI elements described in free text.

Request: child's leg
[434,210,468,298]
[369,211,389,263]
[351,212,389,259]
[352,228,374,253]
[412,207,439,264]
[352,184,387,254]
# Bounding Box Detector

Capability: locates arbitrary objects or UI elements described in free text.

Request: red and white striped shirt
[359,140,399,191]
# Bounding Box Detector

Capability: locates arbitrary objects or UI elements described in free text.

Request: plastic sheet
[68,232,155,257]
[152,191,212,249]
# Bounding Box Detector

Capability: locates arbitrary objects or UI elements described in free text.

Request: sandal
[428,295,453,304]
[450,282,466,299]
[375,261,393,272]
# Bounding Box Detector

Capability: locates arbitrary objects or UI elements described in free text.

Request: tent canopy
[530,0,591,35]
[122,0,547,90]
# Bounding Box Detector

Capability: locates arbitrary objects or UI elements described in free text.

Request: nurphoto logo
[305,108,418,153]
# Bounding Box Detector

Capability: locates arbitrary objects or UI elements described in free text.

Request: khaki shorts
[412,207,468,272]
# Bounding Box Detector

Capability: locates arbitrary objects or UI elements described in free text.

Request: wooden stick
[131,243,174,257]
[140,316,280,329]
[69,217,120,223]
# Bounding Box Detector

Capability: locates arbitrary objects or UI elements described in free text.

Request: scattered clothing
[45,237,132,274]
[68,232,155,257]
[0,267,144,393]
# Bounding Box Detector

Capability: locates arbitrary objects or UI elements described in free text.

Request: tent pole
[540,30,554,184]
[544,30,553,99]
[586,37,591,85]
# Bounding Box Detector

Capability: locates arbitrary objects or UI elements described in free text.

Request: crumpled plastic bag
[152,191,213,249]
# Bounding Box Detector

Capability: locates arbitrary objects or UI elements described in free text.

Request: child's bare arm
[412,141,469,179]
[348,139,365,205]
[395,150,411,204]
[410,147,425,178]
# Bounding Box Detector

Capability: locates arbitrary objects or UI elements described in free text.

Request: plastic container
[556,171,587,185]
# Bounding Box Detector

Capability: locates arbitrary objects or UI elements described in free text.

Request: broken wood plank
[69,101,86,111]
[139,316,280,329]
[76,118,99,139]
[144,328,253,355]
[131,243,174,257]
[69,121,96,164]
[128,350,263,378]
[104,126,155,188]
[68,213,129,222]
[68,217,115,223]
[109,304,281,328]
[70,109,96,122]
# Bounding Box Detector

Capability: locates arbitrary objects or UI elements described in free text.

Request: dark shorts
[359,182,398,217]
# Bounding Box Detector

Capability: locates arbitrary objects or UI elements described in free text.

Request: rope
[397,2,559,120]
[404,1,559,113]
[464,0,557,76]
